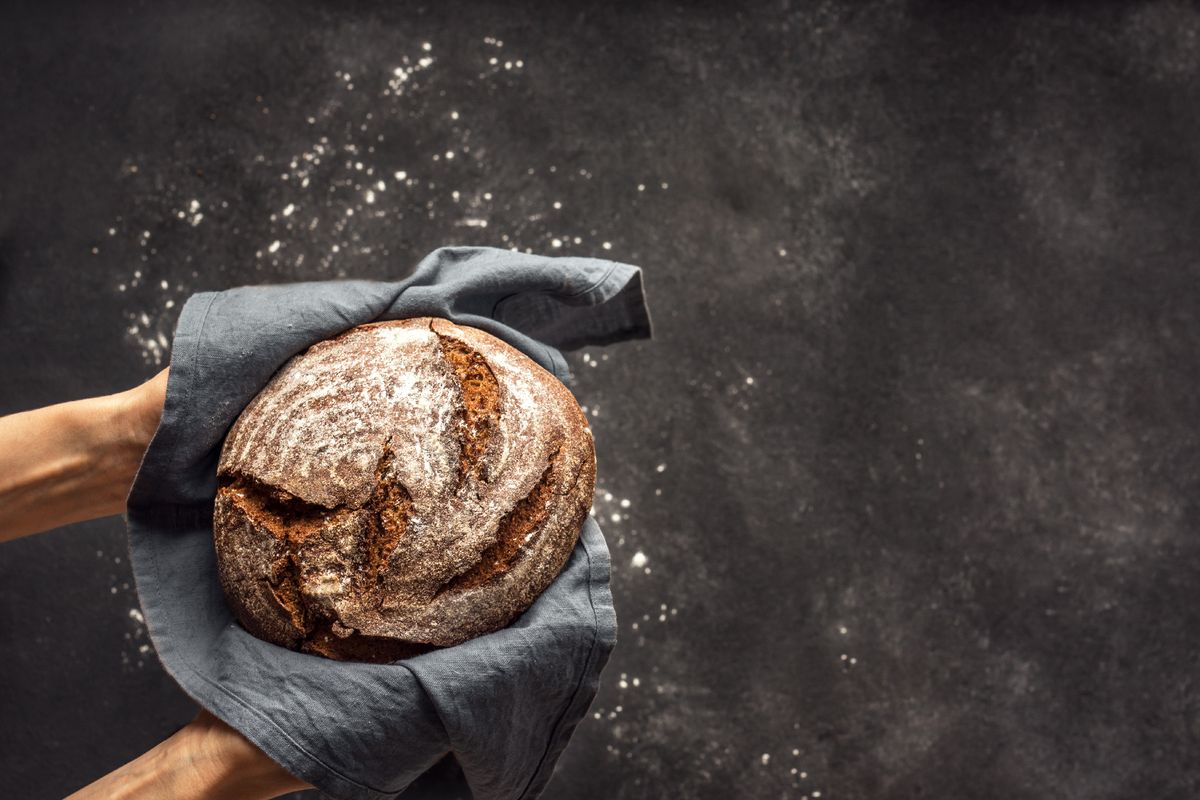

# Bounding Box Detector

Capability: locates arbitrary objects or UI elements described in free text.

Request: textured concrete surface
[3,1,1200,798]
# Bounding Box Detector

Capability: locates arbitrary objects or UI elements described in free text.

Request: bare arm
[66,709,310,800]
[2,370,313,798]
[0,369,167,542]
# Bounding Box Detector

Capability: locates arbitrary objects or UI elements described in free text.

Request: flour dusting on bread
[212,317,595,661]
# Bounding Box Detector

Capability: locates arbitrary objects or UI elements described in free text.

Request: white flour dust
[94,35,633,366]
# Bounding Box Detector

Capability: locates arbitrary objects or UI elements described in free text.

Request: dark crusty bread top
[211,317,596,662]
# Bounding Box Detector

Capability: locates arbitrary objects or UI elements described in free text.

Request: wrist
[24,382,160,524]
[93,369,168,512]
[73,392,149,515]
[178,714,263,794]
[113,368,168,456]
[69,711,308,800]
[177,710,309,799]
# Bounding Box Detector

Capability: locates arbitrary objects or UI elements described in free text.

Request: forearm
[66,710,309,800]
[0,392,147,541]
[0,371,166,543]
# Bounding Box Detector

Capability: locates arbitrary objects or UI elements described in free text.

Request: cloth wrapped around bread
[212,317,596,662]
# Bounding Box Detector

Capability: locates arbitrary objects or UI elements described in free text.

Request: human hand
[1,369,310,796]
[66,706,311,799]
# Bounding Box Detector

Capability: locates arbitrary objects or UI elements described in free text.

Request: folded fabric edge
[574,266,654,349]
[126,515,411,800]
[126,291,217,510]
[550,262,654,351]
[488,261,654,354]
[126,511,610,800]
[514,517,618,800]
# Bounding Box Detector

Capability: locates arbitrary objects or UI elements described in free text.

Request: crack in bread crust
[221,472,345,524]
[218,474,349,640]
[217,455,434,663]
[361,440,416,616]
[436,444,561,597]
[433,324,502,490]
[303,618,433,661]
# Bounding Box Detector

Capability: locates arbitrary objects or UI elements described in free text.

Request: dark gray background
[2,1,1199,798]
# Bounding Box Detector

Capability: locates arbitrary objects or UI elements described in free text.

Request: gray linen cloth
[125,246,653,800]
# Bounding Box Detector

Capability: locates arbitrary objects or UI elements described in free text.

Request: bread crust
[212,317,595,662]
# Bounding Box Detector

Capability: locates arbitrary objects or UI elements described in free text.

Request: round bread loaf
[211,317,596,663]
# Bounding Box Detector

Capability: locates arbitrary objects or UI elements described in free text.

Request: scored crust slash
[211,317,596,663]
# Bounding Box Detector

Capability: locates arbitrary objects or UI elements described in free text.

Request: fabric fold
[125,246,652,799]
